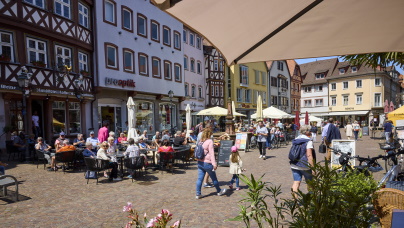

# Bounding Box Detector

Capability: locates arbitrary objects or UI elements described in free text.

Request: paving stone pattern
[0,130,387,227]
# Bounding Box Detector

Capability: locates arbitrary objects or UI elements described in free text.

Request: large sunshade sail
[153,0,404,65]
[196,106,245,116]
[251,106,292,119]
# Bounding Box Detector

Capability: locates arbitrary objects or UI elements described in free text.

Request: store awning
[326,111,369,116]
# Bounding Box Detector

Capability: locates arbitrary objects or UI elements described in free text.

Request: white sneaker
[217,189,227,196]
[195,195,202,199]
[113,177,122,181]
[259,155,263,158]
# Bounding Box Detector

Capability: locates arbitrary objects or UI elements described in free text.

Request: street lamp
[168,90,175,136]
[17,66,32,161]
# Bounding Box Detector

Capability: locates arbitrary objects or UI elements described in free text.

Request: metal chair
[0,175,19,201]
[6,140,21,161]
[124,157,145,182]
[159,151,175,174]
[54,150,76,173]
[35,150,48,170]
[84,158,110,184]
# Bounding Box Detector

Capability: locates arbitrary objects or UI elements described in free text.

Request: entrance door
[31,100,43,138]
[99,106,122,134]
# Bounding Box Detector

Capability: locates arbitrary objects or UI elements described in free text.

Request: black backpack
[194,140,207,159]
[289,139,309,163]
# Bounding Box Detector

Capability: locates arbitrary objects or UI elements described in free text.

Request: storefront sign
[345,107,354,110]
[0,84,17,90]
[105,77,136,88]
[35,88,74,95]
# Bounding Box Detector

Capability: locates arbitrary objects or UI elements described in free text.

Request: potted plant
[80,70,89,76]
[0,54,11,62]
[31,60,46,68]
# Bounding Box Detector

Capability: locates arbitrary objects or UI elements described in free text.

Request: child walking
[228,146,246,190]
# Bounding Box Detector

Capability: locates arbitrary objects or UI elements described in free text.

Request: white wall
[301,83,329,114]
[268,60,291,113]
[95,0,184,96]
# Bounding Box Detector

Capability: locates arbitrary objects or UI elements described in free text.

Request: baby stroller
[249,135,258,149]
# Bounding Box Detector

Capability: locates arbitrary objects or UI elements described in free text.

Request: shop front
[179,101,205,130]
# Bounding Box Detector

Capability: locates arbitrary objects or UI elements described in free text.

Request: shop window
[52,101,66,134]
[159,103,176,131]
[135,101,154,133]
[69,102,81,134]
[9,100,24,133]
[54,0,71,19]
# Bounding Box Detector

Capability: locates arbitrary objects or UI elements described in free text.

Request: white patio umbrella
[185,104,191,138]
[196,106,245,116]
[126,97,138,140]
[256,95,263,121]
[300,115,323,126]
[251,106,292,119]
[153,0,404,65]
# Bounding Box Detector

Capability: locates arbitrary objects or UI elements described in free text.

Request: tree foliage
[341,52,404,70]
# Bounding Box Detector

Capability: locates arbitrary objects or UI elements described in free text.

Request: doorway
[31,100,43,138]
[98,106,122,134]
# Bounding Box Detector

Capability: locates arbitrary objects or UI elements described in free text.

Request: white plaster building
[267,60,292,114]
[182,27,205,126]
[94,0,184,135]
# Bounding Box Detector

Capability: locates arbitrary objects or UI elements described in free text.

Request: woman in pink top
[195,129,226,199]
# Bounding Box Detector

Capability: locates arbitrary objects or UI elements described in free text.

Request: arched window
[185,83,189,96]
[197,61,201,74]
[184,55,188,70]
[191,85,196,98]
[190,58,195,72]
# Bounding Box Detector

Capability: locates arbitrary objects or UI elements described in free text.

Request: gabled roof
[300,58,338,85]
[286,59,303,83]
[328,61,394,79]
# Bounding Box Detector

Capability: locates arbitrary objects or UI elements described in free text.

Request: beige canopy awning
[153,0,404,65]
[195,106,246,116]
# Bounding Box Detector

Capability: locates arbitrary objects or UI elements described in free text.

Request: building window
[163,26,171,46]
[339,68,345,74]
[331,83,336,90]
[356,94,362,104]
[215,86,219,97]
[138,53,148,76]
[52,101,66,134]
[356,80,362,88]
[375,78,381,86]
[343,81,348,89]
[304,86,311,93]
[183,55,188,70]
[152,57,161,78]
[315,73,325,79]
[69,102,81,134]
[277,61,284,71]
[189,32,194,46]
[304,100,311,107]
[191,85,196,98]
[55,45,72,69]
[164,60,172,80]
[151,20,160,42]
[271,96,277,105]
[198,86,202,98]
[196,35,201,49]
[240,65,249,86]
[105,43,118,69]
[24,0,45,8]
[315,99,323,106]
[316,85,323,92]
[27,37,47,66]
[123,48,134,73]
[0,31,14,62]
[270,77,277,87]
[262,92,267,104]
[78,51,88,72]
[331,97,336,106]
[213,59,218,71]
[174,63,181,82]
[174,31,181,50]
[54,0,70,19]
[352,66,357,73]
[183,29,187,43]
[210,85,214,96]
[104,0,116,25]
[374,93,381,107]
[122,7,133,32]
[245,90,251,103]
[190,59,195,72]
[137,14,147,37]
[184,83,189,96]
[261,72,266,85]
[237,89,243,102]
[255,70,260,84]
[196,61,201,74]
[343,95,349,106]
[78,3,89,28]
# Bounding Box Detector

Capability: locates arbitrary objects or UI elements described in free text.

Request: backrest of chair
[55,150,75,162]
[6,140,16,152]
[139,149,147,155]
[374,188,404,228]
[133,156,144,169]
[84,157,98,171]
[98,159,110,170]
[124,157,135,169]
[35,150,46,159]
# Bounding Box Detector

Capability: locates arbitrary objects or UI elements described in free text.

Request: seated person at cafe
[161,130,171,142]
[118,132,127,144]
[138,138,150,149]
[173,131,187,147]
[73,133,86,147]
[57,140,76,152]
[140,130,148,140]
[152,131,161,147]
[86,131,99,151]
[82,142,97,158]
[35,137,53,166]
[97,141,121,181]
[107,137,118,163]
[157,139,174,167]
[187,130,197,143]
[54,131,66,151]
[109,131,118,144]
[13,131,26,152]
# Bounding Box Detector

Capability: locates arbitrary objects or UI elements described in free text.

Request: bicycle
[379,138,404,172]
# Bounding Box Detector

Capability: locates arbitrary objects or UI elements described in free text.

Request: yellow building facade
[228,62,268,118]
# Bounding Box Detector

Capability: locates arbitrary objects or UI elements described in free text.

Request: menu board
[235,133,248,151]
[218,140,234,166]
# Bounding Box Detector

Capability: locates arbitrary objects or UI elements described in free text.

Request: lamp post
[17,66,32,161]
[168,90,175,136]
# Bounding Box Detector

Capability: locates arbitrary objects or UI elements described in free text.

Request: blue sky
[295,56,404,75]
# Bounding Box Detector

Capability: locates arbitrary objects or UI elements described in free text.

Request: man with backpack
[289,125,316,193]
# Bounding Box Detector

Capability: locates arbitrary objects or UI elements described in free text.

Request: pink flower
[146,218,156,227]
[123,202,133,212]
[172,220,180,227]
[162,209,170,215]
[144,212,147,218]
[125,223,132,228]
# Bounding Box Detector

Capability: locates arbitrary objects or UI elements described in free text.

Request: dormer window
[351,66,357,73]
[315,73,325,79]
[339,68,345,74]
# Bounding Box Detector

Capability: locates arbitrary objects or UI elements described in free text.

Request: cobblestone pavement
[0,131,388,227]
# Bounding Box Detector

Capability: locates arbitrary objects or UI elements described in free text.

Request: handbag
[85,170,97,179]
[319,142,327,154]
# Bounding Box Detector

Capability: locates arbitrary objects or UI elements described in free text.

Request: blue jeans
[385,132,391,143]
[266,135,271,148]
[353,131,359,140]
[291,168,312,181]
[0,165,5,175]
[196,161,221,195]
[230,174,239,187]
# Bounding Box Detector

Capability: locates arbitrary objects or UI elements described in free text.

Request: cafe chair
[159,152,174,174]
[84,158,110,184]
[373,188,404,228]
[124,157,145,182]
[35,150,48,170]
[6,140,21,161]
[54,150,76,173]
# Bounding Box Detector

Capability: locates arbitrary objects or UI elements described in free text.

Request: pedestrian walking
[255,121,268,160]
[195,129,226,199]
[228,146,246,191]
[324,118,342,161]
[345,122,353,140]
[383,120,393,143]
[310,124,318,143]
[352,121,360,141]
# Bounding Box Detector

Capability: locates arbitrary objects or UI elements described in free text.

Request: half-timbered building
[267,60,292,114]
[203,45,225,108]
[287,60,303,113]
[0,0,94,147]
